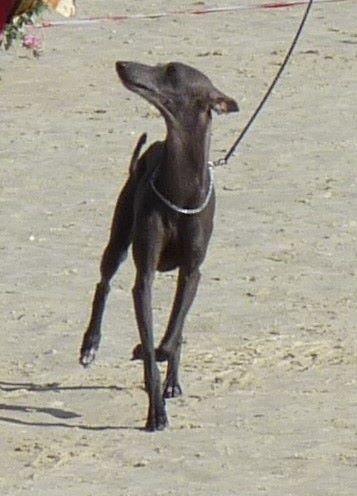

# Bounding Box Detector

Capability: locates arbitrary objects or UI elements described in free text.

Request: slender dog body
[80,61,238,431]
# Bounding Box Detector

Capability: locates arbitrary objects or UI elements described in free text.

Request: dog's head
[115,61,238,127]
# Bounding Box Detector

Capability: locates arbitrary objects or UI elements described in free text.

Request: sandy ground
[0,1,356,494]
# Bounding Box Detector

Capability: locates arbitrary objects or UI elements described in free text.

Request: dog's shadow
[0,381,136,431]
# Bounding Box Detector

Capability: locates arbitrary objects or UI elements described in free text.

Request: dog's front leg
[158,267,201,398]
[132,270,168,431]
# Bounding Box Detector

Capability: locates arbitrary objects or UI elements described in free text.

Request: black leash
[212,0,314,167]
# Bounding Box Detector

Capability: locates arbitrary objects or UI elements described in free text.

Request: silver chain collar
[149,166,214,215]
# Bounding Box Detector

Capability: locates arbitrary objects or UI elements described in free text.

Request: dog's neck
[157,115,212,206]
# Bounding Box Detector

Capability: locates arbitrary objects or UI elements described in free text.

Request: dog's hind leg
[79,174,137,367]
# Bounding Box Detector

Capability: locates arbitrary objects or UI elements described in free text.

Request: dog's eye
[165,63,176,78]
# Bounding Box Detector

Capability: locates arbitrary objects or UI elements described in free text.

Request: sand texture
[0,1,356,495]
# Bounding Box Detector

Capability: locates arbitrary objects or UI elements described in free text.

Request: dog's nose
[115,61,127,76]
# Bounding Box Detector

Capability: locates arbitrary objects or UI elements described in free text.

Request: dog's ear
[209,89,239,114]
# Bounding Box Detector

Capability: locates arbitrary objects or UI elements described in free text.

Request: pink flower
[22,34,42,50]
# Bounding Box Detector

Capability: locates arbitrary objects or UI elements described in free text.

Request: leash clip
[209,157,227,168]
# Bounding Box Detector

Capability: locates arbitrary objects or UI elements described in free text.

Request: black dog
[80,61,238,431]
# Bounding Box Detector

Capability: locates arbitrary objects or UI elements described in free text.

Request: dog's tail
[129,133,147,175]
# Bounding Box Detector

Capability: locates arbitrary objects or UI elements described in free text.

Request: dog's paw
[163,382,182,399]
[79,348,96,368]
[145,410,168,432]
[131,344,144,360]
[155,347,169,362]
[131,344,169,362]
